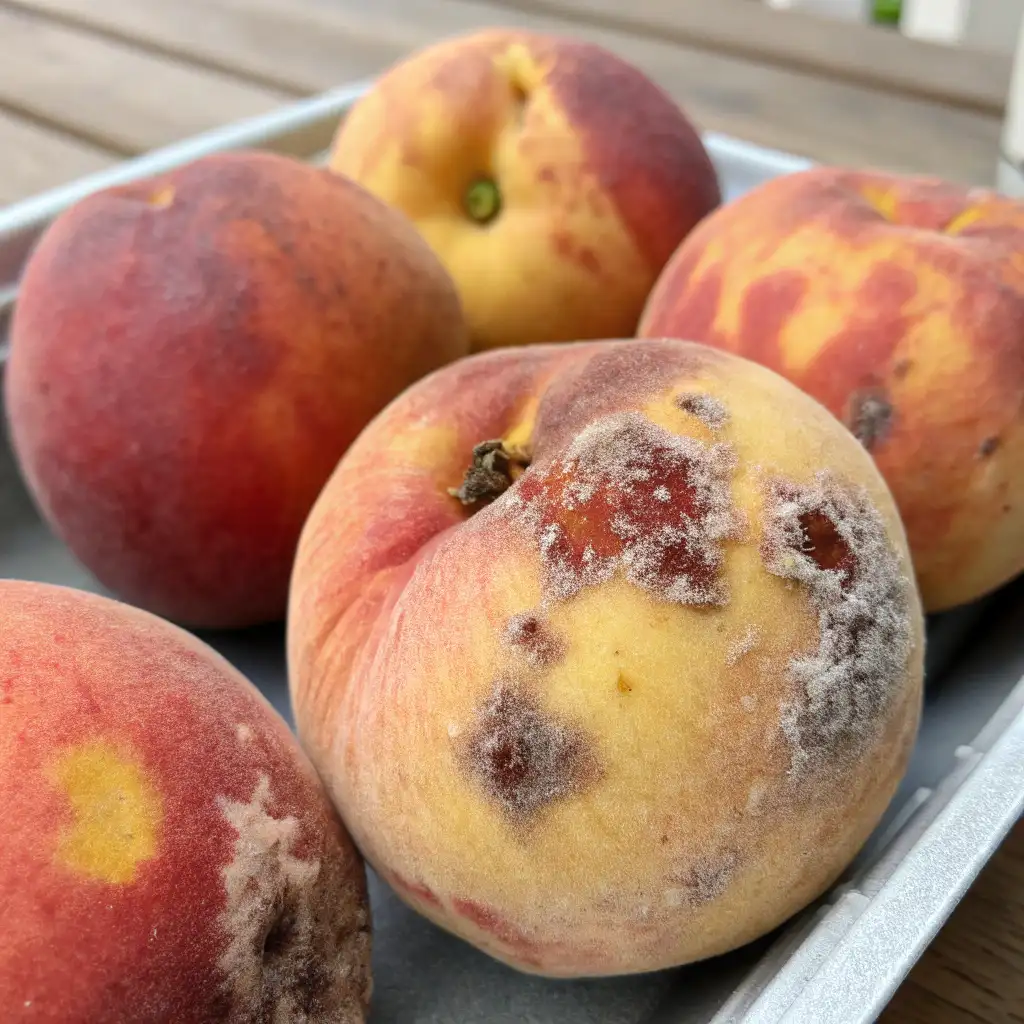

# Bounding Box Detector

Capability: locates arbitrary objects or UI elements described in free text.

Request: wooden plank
[1,0,1005,184]
[0,5,294,156]
[475,0,1012,114]
[880,819,1024,1023]
[0,0,402,95]
[0,108,116,206]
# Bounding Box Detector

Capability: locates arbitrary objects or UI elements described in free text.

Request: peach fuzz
[6,149,469,630]
[638,166,1024,613]
[287,337,925,977]
[0,580,371,1023]
[328,28,721,352]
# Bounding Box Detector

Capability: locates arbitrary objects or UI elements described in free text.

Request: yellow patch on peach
[50,738,162,884]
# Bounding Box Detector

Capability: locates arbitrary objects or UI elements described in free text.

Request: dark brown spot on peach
[892,358,913,380]
[675,391,729,431]
[848,387,894,451]
[979,435,1000,458]
[537,165,557,185]
[503,613,565,668]
[456,682,599,824]
[799,512,856,579]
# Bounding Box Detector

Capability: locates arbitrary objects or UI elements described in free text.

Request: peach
[0,580,371,1023]
[638,166,1024,613]
[328,28,721,352]
[5,149,469,630]
[286,337,925,977]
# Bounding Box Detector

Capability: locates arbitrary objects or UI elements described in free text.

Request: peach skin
[286,337,924,977]
[6,149,469,630]
[328,28,721,351]
[639,166,1024,613]
[0,580,371,1023]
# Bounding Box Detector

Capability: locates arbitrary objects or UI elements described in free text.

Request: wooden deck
[1,0,1022,1019]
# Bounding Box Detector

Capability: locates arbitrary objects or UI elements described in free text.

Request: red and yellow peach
[6,149,469,630]
[0,580,371,1022]
[287,337,924,977]
[328,28,721,351]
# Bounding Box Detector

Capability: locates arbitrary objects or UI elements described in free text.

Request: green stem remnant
[449,440,529,508]
[464,178,502,225]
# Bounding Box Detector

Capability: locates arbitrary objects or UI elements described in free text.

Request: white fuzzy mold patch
[505,412,744,608]
[217,775,371,1022]
[760,471,915,774]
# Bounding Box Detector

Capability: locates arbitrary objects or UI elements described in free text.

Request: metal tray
[2,85,1023,1024]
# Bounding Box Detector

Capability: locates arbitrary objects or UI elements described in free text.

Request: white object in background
[903,0,1024,49]
[764,0,871,21]
[901,0,970,42]
[998,1,1024,194]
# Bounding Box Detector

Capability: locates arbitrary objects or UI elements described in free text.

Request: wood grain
[0,108,115,205]
[881,819,1024,1023]
[0,0,403,94]
[483,0,1012,113]
[0,0,1005,185]
[0,4,293,155]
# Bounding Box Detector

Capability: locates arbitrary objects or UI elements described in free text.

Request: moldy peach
[287,337,925,977]
[0,580,372,1023]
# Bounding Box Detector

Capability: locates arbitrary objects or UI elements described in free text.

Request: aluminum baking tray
[1,84,1022,1024]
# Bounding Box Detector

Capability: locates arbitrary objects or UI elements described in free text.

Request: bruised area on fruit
[638,165,1024,611]
[6,149,467,629]
[1,580,371,1023]
[217,774,371,1022]
[455,680,600,827]
[760,472,915,772]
